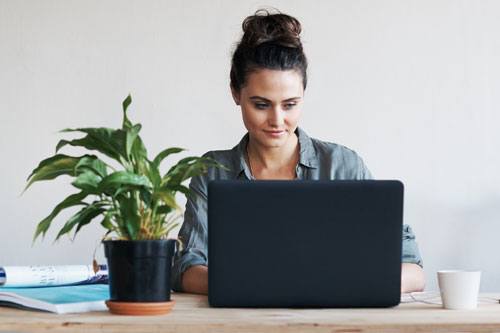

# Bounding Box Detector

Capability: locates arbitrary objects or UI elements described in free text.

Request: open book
[0,284,109,314]
[0,265,109,313]
[0,264,108,287]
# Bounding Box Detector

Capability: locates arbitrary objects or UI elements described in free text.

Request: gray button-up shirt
[171,127,423,292]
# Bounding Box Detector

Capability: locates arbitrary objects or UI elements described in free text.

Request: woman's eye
[253,103,296,110]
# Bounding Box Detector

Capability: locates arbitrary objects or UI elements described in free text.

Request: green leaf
[74,204,109,238]
[122,94,133,130]
[130,135,148,178]
[25,154,81,191]
[163,157,220,187]
[139,188,152,208]
[126,124,142,159]
[98,171,153,196]
[152,147,185,168]
[33,191,88,243]
[71,171,102,193]
[56,128,129,166]
[162,157,202,184]
[156,205,173,216]
[55,202,106,241]
[132,135,148,160]
[100,211,116,231]
[117,194,140,240]
[75,155,108,178]
[160,183,193,201]
[146,160,161,189]
[168,184,190,195]
[171,156,203,168]
[154,190,181,211]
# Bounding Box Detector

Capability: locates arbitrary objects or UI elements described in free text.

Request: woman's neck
[246,133,299,178]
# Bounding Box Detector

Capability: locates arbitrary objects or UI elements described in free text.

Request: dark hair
[230,9,308,92]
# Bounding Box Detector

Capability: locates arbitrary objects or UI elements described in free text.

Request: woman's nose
[267,106,285,126]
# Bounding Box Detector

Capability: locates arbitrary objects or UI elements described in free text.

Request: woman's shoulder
[201,147,238,171]
[306,134,372,179]
[186,148,237,194]
[309,136,362,162]
[198,147,240,179]
[201,147,235,161]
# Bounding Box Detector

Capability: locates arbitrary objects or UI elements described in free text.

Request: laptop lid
[208,180,403,308]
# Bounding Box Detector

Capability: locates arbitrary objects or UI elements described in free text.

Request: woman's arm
[180,263,423,295]
[401,263,425,293]
[181,263,424,295]
[171,172,210,292]
[181,265,209,295]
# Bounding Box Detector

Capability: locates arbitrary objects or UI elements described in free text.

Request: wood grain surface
[1,292,500,333]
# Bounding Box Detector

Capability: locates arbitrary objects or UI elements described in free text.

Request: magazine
[0,284,109,314]
[0,264,108,287]
[0,264,109,313]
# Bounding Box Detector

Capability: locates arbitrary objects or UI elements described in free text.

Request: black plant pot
[103,239,176,303]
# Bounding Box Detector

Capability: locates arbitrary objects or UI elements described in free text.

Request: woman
[171,9,425,295]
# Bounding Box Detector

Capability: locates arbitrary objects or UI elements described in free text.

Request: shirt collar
[296,127,319,168]
[231,127,318,179]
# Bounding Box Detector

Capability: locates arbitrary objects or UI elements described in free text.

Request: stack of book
[0,264,109,314]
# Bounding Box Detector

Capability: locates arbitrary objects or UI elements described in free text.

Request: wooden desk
[1,292,500,333]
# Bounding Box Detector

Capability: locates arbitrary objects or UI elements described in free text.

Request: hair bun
[240,9,303,49]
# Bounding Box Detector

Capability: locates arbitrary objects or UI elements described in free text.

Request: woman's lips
[263,130,285,138]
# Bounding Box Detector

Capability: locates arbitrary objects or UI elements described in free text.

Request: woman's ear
[230,87,240,106]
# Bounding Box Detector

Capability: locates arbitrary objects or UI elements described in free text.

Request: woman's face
[232,69,304,149]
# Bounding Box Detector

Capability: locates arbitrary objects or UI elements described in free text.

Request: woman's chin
[256,132,289,148]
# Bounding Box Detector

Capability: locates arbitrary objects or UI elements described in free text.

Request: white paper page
[1,265,96,287]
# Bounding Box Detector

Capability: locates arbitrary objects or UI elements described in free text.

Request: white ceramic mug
[437,270,481,310]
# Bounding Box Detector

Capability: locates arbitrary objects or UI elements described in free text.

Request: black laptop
[208,180,403,308]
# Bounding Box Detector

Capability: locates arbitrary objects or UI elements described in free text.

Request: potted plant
[24,95,226,315]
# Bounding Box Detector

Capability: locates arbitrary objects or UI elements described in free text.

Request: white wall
[1,0,499,292]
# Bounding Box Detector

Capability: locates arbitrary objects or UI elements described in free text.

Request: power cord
[401,292,499,305]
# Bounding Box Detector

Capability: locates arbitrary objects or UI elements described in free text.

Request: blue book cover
[0,284,109,314]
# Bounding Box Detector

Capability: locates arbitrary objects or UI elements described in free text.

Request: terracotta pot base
[105,299,175,315]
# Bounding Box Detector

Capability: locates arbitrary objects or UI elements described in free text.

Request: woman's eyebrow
[249,96,302,102]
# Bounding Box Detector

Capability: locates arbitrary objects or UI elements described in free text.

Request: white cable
[401,292,499,305]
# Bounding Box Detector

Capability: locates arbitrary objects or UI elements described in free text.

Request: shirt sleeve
[355,153,424,268]
[402,224,424,267]
[171,174,209,292]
